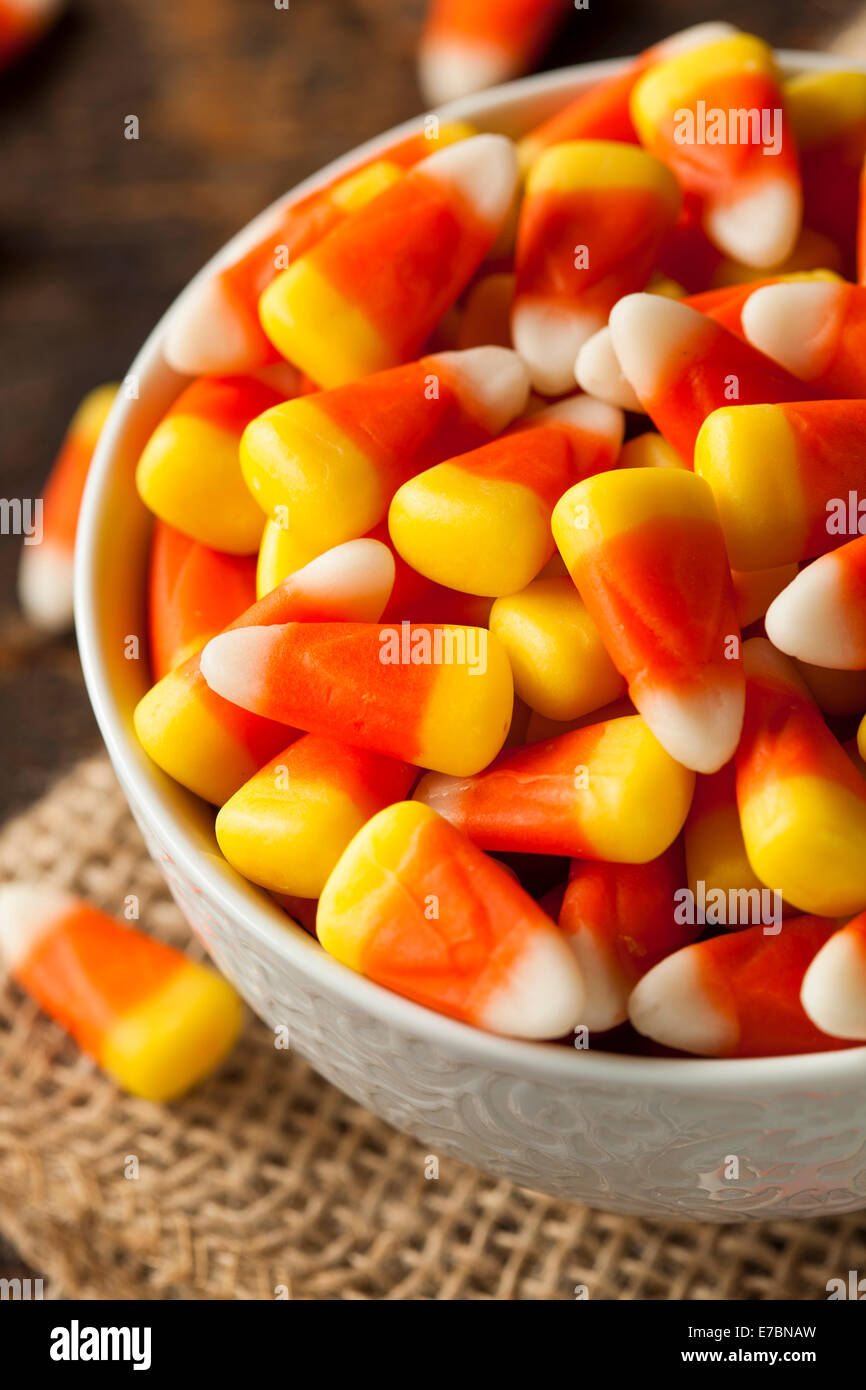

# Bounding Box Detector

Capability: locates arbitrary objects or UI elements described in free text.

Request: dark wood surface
[0,0,858,1295]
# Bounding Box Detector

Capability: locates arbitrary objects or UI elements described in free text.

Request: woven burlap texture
[0,755,864,1300]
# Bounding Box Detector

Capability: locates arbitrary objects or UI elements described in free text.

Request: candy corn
[388,394,623,597]
[765,537,866,669]
[684,267,840,334]
[201,620,513,777]
[489,575,625,721]
[414,715,694,861]
[573,327,643,412]
[552,468,744,773]
[317,801,585,1037]
[618,432,685,470]
[559,841,696,1032]
[259,135,519,387]
[254,518,325,599]
[418,0,564,106]
[216,736,415,899]
[695,399,866,570]
[162,123,475,376]
[0,886,242,1099]
[136,376,287,554]
[147,523,257,680]
[608,293,812,462]
[628,915,849,1057]
[785,69,866,271]
[735,639,866,917]
[630,33,801,268]
[574,272,819,410]
[18,384,117,633]
[164,162,403,377]
[255,513,492,626]
[801,911,866,1040]
[240,347,529,552]
[135,539,395,804]
[517,23,738,169]
[684,761,765,907]
[741,279,866,396]
[512,141,681,395]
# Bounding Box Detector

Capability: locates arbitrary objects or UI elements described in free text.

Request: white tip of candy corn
[765,557,857,669]
[637,684,745,775]
[608,294,703,405]
[801,928,866,1040]
[0,883,74,975]
[705,182,801,270]
[18,544,75,634]
[478,927,586,1039]
[413,771,465,821]
[628,946,737,1055]
[574,327,644,413]
[657,22,739,55]
[537,393,626,448]
[421,134,519,229]
[436,346,530,433]
[741,280,841,381]
[418,41,513,107]
[200,627,279,710]
[565,930,628,1032]
[512,301,604,397]
[163,274,252,377]
[292,538,395,621]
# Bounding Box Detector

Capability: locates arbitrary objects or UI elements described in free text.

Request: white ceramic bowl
[76,51,866,1221]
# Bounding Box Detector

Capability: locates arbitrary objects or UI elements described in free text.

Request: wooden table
[0,0,859,1294]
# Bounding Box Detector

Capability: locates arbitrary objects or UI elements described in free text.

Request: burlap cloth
[0,757,864,1301]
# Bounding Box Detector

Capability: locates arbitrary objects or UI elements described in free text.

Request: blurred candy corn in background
[18,383,117,633]
[418,0,567,105]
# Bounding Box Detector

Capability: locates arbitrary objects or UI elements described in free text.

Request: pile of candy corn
[21,22,866,1061]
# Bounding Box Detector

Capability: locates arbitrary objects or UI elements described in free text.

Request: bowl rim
[76,47,866,1093]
